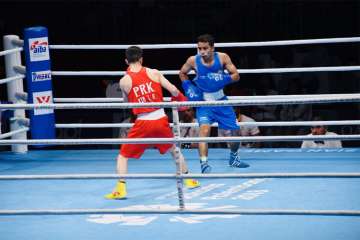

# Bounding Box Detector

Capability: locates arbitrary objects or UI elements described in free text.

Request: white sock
[200,156,208,164]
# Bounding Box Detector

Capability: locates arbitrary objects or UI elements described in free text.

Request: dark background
[0,0,359,148]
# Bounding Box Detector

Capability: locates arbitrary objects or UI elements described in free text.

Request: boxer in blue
[179,34,249,173]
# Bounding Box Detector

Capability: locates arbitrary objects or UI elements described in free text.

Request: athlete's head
[181,108,195,123]
[311,116,327,135]
[197,34,215,60]
[125,46,143,64]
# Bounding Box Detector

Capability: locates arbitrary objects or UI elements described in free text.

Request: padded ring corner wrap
[23,26,55,144]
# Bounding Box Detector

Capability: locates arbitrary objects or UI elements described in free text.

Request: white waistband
[137,108,166,120]
[203,89,225,101]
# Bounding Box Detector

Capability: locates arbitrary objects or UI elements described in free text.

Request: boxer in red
[105,46,200,200]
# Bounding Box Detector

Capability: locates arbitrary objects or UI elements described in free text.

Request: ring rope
[49,36,360,49]
[50,66,360,76]
[0,208,359,216]
[1,94,360,110]
[55,120,360,129]
[0,75,25,85]
[9,117,29,127]
[1,172,360,180]
[0,135,359,146]
[0,128,29,140]
[53,94,360,103]
[0,47,23,56]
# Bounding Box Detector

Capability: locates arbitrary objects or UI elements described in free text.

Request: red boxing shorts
[120,116,173,158]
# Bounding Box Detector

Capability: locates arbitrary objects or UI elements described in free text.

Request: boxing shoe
[229,151,250,168]
[183,178,200,189]
[104,181,127,200]
[201,162,212,173]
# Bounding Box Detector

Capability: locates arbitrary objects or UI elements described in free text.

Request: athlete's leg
[195,107,213,173]
[105,154,128,199]
[215,106,249,168]
[116,154,128,180]
[230,129,240,153]
[229,129,249,168]
[198,124,212,173]
[199,124,211,158]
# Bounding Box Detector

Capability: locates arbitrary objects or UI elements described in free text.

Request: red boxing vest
[127,67,163,115]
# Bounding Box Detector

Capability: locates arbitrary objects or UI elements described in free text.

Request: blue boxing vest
[194,52,225,93]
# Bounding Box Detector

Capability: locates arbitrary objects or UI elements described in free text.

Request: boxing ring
[1,149,360,240]
[1,28,360,240]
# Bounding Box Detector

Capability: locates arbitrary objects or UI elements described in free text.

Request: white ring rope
[56,123,135,128]
[24,94,360,105]
[0,135,359,146]
[10,117,29,127]
[0,208,358,216]
[1,172,360,180]
[1,171,359,216]
[0,75,25,85]
[51,66,360,76]
[55,120,360,129]
[53,94,360,103]
[49,37,360,49]
[1,94,360,110]
[0,128,29,140]
[237,66,360,74]
[0,47,23,56]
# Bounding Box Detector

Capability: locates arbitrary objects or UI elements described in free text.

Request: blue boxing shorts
[196,98,239,130]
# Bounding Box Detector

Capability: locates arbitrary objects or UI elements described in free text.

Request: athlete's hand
[171,92,189,111]
[181,80,203,101]
[195,73,232,92]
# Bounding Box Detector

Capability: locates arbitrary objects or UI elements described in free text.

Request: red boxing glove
[171,92,189,111]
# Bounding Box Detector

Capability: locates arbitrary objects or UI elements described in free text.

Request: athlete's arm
[147,68,180,97]
[158,71,181,97]
[153,69,188,109]
[179,56,195,82]
[178,56,203,100]
[119,75,132,101]
[221,53,240,82]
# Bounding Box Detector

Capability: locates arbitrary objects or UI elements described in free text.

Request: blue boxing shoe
[200,161,212,173]
[229,151,249,168]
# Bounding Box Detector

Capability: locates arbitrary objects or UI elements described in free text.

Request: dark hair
[311,116,326,129]
[126,46,143,63]
[197,34,215,47]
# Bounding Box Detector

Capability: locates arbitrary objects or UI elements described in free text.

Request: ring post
[3,35,28,153]
[171,107,185,210]
[23,26,55,146]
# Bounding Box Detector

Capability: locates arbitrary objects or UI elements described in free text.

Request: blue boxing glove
[194,73,232,92]
[181,80,203,101]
